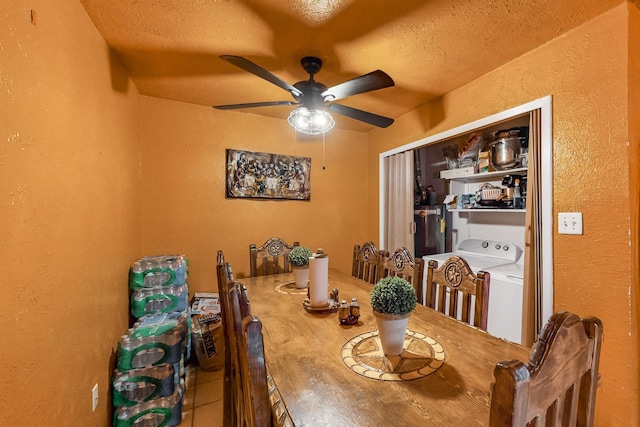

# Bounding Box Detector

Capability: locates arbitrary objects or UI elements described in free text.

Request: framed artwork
[226,149,311,200]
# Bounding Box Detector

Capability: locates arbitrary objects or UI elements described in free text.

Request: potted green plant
[288,246,313,288]
[370,276,417,356]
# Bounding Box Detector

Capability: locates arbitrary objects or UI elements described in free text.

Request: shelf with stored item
[440,167,528,183]
[443,167,528,213]
[449,207,526,213]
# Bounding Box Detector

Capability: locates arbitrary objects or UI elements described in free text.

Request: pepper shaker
[338,300,350,324]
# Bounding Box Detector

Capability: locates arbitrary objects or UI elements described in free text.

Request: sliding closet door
[384,151,415,254]
[522,109,543,346]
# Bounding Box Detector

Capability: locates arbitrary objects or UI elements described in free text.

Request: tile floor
[178,363,224,427]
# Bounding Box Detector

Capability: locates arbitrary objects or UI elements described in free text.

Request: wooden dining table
[240,268,530,426]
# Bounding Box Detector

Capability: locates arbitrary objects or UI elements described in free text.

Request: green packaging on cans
[117,330,183,371]
[114,386,183,427]
[134,312,191,361]
[130,283,189,319]
[129,255,188,290]
[112,364,175,407]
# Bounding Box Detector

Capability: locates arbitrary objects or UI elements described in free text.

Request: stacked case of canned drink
[112,255,190,427]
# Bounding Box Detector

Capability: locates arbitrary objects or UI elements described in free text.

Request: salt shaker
[350,298,360,318]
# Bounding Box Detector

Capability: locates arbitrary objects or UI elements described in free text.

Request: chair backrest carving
[380,247,425,305]
[425,256,489,329]
[489,312,603,427]
[351,241,385,284]
[249,237,299,277]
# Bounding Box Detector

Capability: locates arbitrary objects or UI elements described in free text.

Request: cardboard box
[191,292,220,315]
[439,166,477,179]
[444,194,458,210]
[477,151,495,173]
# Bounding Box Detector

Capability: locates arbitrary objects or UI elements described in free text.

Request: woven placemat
[341,329,445,381]
[273,281,308,295]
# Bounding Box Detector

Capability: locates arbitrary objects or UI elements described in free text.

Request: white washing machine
[423,239,523,343]
[483,262,524,344]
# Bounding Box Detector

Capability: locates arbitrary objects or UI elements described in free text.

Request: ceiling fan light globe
[312,112,328,127]
[297,117,308,128]
[288,107,335,135]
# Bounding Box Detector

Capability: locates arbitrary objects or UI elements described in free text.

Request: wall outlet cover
[92,384,99,412]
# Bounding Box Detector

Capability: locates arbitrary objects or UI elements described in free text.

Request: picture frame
[226,149,311,200]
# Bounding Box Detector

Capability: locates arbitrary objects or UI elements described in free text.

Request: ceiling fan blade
[220,55,303,98]
[328,103,394,128]
[322,70,394,102]
[213,101,297,110]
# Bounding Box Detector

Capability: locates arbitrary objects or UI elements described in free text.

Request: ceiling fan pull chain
[322,133,326,170]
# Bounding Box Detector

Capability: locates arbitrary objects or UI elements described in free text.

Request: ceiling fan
[213,55,395,133]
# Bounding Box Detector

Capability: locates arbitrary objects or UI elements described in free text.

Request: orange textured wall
[368,4,636,425]
[1,1,141,426]
[2,1,638,426]
[138,96,370,290]
[629,3,640,421]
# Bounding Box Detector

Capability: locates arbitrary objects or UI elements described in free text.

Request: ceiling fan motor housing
[293,80,328,109]
[292,56,325,109]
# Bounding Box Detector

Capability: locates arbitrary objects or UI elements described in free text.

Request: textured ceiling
[79,0,623,132]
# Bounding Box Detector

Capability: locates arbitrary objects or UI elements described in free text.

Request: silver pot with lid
[490,129,522,170]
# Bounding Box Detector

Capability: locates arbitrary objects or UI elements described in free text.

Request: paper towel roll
[309,254,329,307]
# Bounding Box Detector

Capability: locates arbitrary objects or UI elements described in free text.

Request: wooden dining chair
[227,282,258,426]
[227,281,294,427]
[216,259,239,427]
[351,241,385,284]
[217,251,293,427]
[425,256,490,329]
[489,311,603,427]
[380,247,425,305]
[249,237,300,277]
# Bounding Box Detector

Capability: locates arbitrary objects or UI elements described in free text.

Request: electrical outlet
[558,212,583,235]
[92,384,99,412]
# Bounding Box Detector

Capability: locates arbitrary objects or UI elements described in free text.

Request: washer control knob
[495,244,501,250]
[481,241,489,248]
[503,245,510,251]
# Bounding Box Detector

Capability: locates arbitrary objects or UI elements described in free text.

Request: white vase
[292,266,310,289]
[373,311,410,356]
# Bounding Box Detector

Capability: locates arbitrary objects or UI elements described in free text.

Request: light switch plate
[558,212,583,235]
